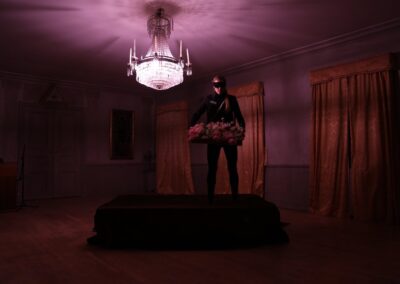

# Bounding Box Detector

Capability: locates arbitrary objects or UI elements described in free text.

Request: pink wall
[0,78,156,198]
[159,25,400,210]
[1,24,399,207]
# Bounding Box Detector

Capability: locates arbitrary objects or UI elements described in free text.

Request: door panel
[21,105,81,199]
[53,110,80,197]
[23,107,52,199]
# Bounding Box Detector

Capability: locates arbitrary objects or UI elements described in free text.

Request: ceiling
[0,0,399,90]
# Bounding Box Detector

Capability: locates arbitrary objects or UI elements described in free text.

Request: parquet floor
[0,196,399,284]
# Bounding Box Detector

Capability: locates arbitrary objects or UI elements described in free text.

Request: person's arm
[190,97,208,126]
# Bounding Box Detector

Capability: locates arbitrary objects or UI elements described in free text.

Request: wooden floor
[0,196,399,284]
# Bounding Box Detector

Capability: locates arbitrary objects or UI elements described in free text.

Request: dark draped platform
[88,194,289,248]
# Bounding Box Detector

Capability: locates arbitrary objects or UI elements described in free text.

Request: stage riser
[90,195,289,247]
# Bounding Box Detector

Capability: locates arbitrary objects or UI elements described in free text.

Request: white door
[20,105,81,199]
[52,109,81,197]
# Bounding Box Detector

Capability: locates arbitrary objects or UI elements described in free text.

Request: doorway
[19,104,82,199]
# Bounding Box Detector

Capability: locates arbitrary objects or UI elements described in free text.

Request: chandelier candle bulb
[186,48,190,64]
[126,8,192,90]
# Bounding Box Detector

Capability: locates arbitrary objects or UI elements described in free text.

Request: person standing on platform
[190,75,245,203]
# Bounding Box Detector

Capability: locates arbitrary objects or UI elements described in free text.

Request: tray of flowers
[188,122,244,146]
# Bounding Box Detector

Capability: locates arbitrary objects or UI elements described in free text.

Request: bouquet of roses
[188,122,244,145]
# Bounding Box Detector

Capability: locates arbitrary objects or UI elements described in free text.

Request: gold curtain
[156,101,195,194]
[310,54,399,223]
[215,81,266,197]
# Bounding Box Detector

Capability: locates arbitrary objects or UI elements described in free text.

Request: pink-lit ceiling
[0,0,399,90]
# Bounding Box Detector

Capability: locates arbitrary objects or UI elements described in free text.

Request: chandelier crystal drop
[127,8,192,91]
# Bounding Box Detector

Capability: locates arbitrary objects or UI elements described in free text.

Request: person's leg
[207,144,221,203]
[223,145,239,200]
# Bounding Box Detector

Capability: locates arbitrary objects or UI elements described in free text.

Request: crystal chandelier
[127,8,192,91]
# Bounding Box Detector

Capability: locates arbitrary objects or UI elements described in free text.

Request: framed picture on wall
[110,109,134,160]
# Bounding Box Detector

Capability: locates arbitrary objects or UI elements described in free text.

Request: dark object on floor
[87,194,289,249]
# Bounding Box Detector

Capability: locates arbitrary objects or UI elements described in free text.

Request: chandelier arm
[127,8,192,90]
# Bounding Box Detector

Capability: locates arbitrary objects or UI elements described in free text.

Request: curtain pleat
[156,101,195,194]
[310,54,399,223]
[215,82,265,197]
[310,78,351,217]
[349,71,399,223]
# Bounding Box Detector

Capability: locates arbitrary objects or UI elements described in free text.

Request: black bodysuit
[191,93,245,202]
[190,93,245,127]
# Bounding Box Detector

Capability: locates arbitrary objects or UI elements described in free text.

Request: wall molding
[0,70,150,96]
[84,162,148,167]
[266,165,309,169]
[217,17,400,76]
[192,163,309,168]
